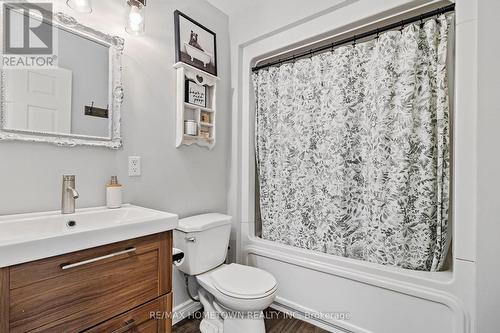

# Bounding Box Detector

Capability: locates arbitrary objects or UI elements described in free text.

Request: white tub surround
[227,0,477,332]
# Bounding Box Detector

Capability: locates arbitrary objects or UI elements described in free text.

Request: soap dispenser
[106,176,122,209]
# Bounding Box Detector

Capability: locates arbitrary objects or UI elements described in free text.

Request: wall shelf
[184,102,214,113]
[174,62,219,149]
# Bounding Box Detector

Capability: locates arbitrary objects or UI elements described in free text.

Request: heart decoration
[196,75,204,84]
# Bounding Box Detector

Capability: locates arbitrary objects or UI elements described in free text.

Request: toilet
[174,213,278,333]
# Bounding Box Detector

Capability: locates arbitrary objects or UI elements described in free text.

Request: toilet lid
[211,264,277,299]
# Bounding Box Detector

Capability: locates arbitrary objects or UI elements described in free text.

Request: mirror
[0,6,124,148]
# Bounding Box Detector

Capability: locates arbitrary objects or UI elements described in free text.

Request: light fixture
[126,0,146,36]
[66,0,92,13]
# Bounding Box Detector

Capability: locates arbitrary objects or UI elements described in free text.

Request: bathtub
[235,3,475,330]
[184,43,213,67]
[242,234,472,333]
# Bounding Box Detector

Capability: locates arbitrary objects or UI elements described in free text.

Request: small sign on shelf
[185,80,207,107]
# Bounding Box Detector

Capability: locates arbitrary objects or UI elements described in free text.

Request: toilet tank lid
[177,213,232,233]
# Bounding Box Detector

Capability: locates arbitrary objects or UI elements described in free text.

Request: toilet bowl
[196,263,277,333]
[197,263,278,312]
[174,214,278,333]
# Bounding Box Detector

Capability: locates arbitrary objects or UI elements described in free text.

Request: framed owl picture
[174,10,218,76]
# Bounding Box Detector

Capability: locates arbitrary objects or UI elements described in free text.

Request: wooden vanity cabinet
[0,231,173,333]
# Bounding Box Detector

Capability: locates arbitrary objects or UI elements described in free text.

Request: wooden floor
[173,308,329,333]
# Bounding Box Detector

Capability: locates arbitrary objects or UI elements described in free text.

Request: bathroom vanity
[0,205,178,333]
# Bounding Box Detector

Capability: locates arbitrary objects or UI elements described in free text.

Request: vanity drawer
[7,232,172,333]
[83,293,172,333]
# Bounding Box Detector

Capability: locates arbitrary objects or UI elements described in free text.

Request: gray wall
[58,28,109,137]
[0,0,231,310]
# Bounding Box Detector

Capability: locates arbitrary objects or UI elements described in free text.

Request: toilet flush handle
[185,236,196,242]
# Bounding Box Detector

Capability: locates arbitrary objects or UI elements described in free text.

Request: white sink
[0,204,178,267]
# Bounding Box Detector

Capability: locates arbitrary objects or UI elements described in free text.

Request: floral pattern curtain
[252,15,452,271]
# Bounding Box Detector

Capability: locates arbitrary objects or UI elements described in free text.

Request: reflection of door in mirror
[3,9,110,139]
[4,68,72,134]
[0,8,122,148]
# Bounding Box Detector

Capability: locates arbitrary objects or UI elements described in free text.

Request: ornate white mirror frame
[0,8,124,149]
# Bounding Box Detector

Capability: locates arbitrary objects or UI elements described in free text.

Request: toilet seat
[210,264,277,299]
[196,263,278,327]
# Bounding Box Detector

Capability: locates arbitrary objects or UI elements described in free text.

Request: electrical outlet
[128,156,141,176]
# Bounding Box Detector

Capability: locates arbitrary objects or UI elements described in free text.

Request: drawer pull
[111,319,136,333]
[60,247,137,270]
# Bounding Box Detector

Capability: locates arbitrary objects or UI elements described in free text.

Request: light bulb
[125,2,145,35]
[66,0,92,13]
[129,6,144,25]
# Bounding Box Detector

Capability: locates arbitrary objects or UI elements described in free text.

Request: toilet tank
[174,213,232,275]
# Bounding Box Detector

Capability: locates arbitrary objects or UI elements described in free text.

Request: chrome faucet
[62,175,79,214]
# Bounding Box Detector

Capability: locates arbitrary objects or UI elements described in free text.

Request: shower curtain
[252,15,452,271]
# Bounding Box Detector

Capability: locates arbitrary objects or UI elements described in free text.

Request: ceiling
[205,0,352,26]
[205,0,251,16]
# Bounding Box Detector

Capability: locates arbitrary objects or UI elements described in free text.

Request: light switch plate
[128,156,141,176]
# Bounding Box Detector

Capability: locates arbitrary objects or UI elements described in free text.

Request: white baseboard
[172,296,354,332]
[172,299,203,325]
[270,297,358,333]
